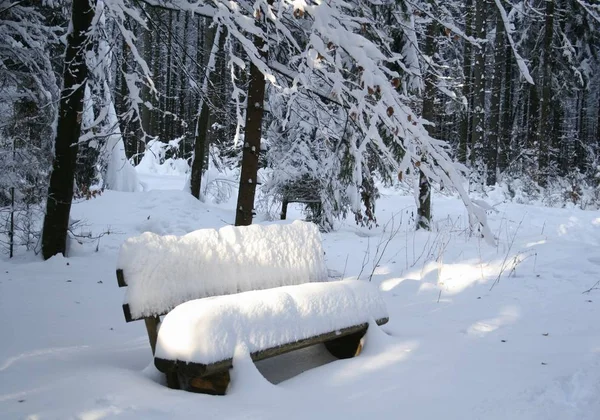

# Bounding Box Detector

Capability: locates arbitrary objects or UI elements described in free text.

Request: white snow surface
[2,172,600,419]
[155,280,388,364]
[118,220,328,319]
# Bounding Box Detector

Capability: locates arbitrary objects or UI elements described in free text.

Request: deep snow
[1,170,600,419]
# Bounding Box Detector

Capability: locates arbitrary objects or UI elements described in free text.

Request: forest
[1,0,599,257]
[3,2,600,417]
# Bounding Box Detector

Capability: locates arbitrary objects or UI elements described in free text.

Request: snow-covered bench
[154,280,387,394]
[116,221,388,394]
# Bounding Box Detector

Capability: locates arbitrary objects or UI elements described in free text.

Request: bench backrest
[116,221,327,322]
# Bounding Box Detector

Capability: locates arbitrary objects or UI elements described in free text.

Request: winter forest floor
[2,169,600,420]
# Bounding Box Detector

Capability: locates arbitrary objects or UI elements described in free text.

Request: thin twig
[583,280,600,294]
[357,237,370,280]
[490,215,525,291]
[340,254,349,280]
[368,212,404,282]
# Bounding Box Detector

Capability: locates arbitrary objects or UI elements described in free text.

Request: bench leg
[179,370,231,396]
[166,372,180,390]
[280,199,289,220]
[324,329,366,359]
[144,316,180,389]
[144,316,161,355]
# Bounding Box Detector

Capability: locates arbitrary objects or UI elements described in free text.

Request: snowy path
[2,175,600,419]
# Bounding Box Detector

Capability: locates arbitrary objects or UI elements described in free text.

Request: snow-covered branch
[493,0,534,85]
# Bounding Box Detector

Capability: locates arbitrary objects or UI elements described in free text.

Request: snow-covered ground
[2,170,600,419]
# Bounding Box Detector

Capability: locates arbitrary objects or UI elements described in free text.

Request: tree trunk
[141,15,152,138]
[458,0,474,164]
[190,24,221,199]
[165,10,174,141]
[235,5,271,226]
[498,41,513,174]
[537,0,554,187]
[417,17,437,230]
[527,81,539,157]
[470,0,487,172]
[596,95,600,156]
[487,6,505,185]
[597,95,600,145]
[180,12,190,153]
[150,9,161,136]
[190,100,211,199]
[42,0,96,260]
[575,88,587,173]
[119,25,138,163]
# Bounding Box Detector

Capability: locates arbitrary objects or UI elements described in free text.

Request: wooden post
[280,198,289,220]
[144,316,179,389]
[144,316,160,355]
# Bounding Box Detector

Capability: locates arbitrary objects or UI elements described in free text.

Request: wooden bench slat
[122,304,133,323]
[116,269,127,287]
[154,317,388,378]
[119,279,340,323]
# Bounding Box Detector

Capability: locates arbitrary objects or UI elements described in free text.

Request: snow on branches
[99,0,494,240]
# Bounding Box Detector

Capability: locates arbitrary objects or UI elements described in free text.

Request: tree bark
[487,6,505,185]
[417,16,437,230]
[190,24,221,199]
[190,102,210,199]
[575,88,587,173]
[537,0,554,187]
[597,95,600,149]
[164,10,174,141]
[150,8,161,136]
[458,0,474,164]
[470,0,487,171]
[141,14,152,138]
[180,12,189,152]
[498,40,512,174]
[42,0,96,260]
[235,5,271,226]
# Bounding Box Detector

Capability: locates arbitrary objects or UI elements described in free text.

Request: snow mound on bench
[118,221,328,319]
[155,280,388,364]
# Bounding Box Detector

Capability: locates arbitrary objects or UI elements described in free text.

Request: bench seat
[154,280,388,394]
